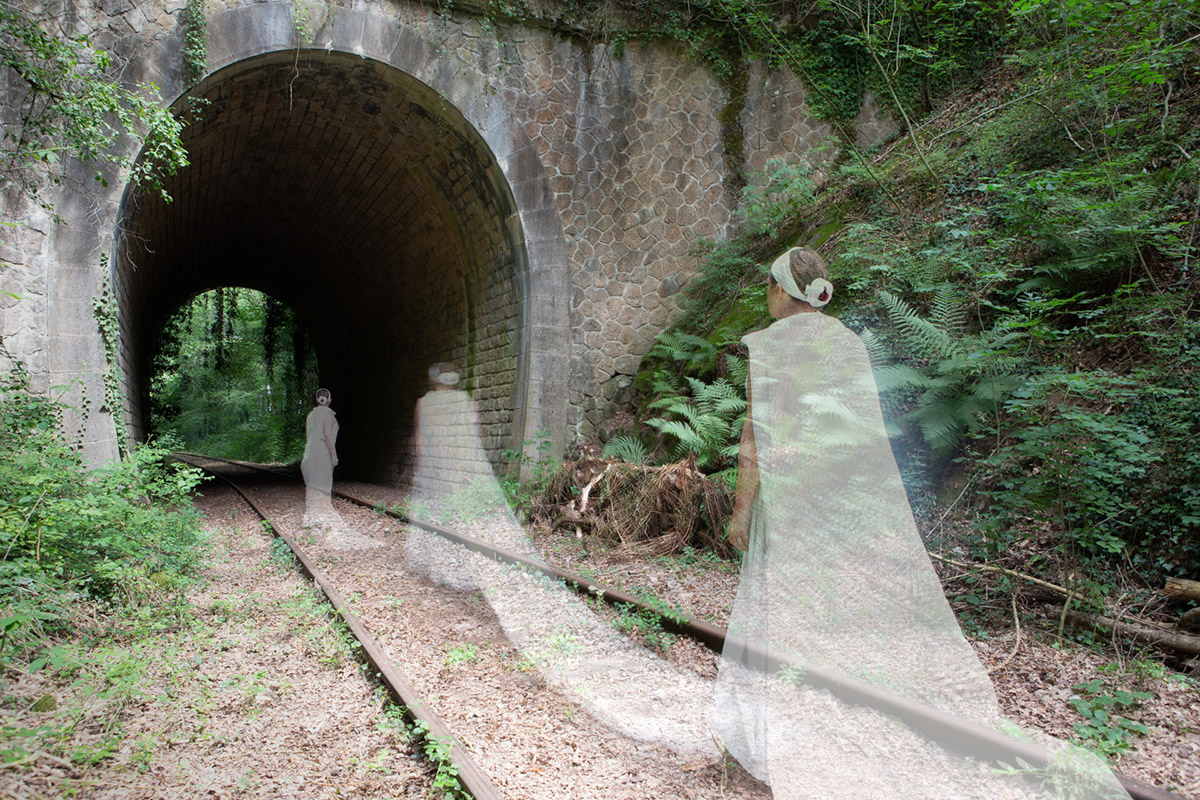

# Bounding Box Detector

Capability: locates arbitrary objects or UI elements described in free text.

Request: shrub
[0,370,206,669]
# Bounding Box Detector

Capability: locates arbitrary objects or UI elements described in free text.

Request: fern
[873,290,1025,457]
[931,284,968,336]
[878,290,962,363]
[602,435,650,465]
[644,374,746,471]
[725,354,748,387]
[859,327,893,367]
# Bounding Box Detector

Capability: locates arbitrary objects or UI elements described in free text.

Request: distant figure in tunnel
[301,387,340,528]
[712,247,1128,798]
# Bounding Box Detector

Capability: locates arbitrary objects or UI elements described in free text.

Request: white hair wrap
[770,251,804,299]
[428,364,461,386]
[770,250,833,308]
[803,278,834,308]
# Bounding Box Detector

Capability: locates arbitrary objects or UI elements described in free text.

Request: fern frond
[911,405,966,456]
[696,378,740,403]
[859,328,893,367]
[878,290,962,362]
[872,363,933,393]
[711,467,738,489]
[602,435,650,465]
[712,397,748,417]
[656,419,706,455]
[930,284,968,336]
[724,354,748,387]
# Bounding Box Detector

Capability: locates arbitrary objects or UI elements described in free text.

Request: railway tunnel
[114,51,529,481]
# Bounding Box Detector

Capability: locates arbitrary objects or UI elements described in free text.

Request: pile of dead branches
[534,455,733,557]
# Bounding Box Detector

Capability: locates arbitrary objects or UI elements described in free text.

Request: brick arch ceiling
[116,52,524,481]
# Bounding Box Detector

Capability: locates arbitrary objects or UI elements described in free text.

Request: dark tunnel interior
[115,51,527,481]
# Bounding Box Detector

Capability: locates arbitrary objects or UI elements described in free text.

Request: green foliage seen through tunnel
[150,288,318,462]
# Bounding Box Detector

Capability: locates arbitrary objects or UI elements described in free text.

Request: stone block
[326,7,368,54]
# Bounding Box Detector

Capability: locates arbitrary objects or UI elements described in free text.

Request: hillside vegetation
[600,0,1199,612]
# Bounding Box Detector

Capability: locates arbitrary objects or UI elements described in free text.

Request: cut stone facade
[0,0,895,477]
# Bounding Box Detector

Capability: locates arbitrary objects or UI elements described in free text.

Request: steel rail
[330,485,1182,800]
[176,455,505,800]
[177,454,1184,800]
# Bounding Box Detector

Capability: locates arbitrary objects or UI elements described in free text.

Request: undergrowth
[0,371,208,778]
[619,0,1200,599]
[0,369,207,677]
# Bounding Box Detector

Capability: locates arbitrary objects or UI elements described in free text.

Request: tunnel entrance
[150,287,319,463]
[115,51,527,482]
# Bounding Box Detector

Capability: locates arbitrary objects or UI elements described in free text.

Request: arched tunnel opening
[115,52,528,482]
[150,287,320,462]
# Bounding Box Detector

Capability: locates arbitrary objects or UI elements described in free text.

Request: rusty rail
[178,454,1184,800]
[176,455,505,800]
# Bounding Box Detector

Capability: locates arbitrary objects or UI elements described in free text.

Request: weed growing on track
[443,643,479,666]
[610,602,676,652]
[376,705,467,798]
[281,586,357,669]
[267,536,298,572]
[411,721,465,797]
[518,628,583,670]
[0,601,199,773]
[657,545,736,574]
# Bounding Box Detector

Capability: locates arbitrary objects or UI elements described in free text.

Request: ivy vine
[182,0,207,85]
[92,254,129,457]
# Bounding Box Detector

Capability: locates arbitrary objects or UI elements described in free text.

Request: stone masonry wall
[1,0,895,467]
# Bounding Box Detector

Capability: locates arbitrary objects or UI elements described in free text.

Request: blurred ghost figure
[404,362,716,757]
[712,248,1129,800]
[404,363,509,587]
[301,387,340,528]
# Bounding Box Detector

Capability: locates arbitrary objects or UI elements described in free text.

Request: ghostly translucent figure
[301,388,379,549]
[301,387,340,528]
[712,248,1130,799]
[405,363,715,756]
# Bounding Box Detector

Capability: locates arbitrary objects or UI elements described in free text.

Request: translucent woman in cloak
[301,387,340,528]
[712,248,1129,799]
[405,363,715,757]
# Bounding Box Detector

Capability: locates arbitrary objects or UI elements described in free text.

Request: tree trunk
[1164,577,1200,603]
[1060,608,1200,657]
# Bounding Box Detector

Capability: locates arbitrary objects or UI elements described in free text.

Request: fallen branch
[928,552,1070,597]
[1058,608,1200,658]
[575,464,611,516]
[987,592,1022,674]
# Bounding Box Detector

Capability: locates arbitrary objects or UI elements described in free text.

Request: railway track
[176,453,1185,800]
[181,456,504,800]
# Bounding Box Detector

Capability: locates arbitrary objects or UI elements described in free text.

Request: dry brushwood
[535,455,733,557]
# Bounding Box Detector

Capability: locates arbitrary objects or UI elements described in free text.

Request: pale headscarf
[770,248,834,307]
